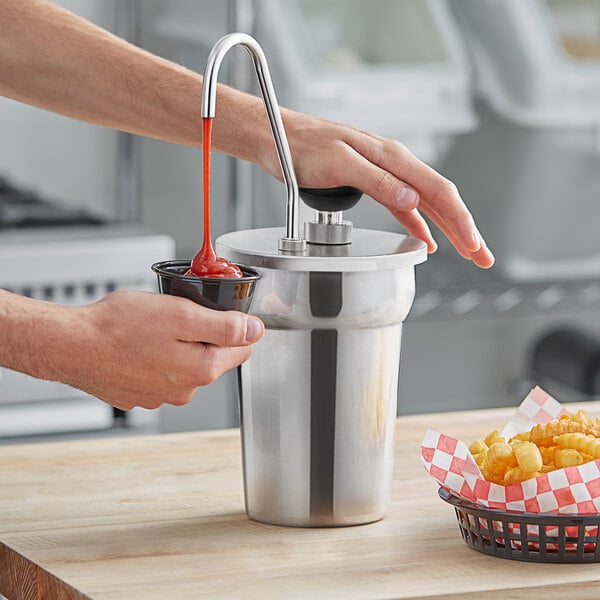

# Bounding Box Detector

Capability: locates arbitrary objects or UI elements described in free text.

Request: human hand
[263,110,494,269]
[63,291,264,411]
[0,0,491,269]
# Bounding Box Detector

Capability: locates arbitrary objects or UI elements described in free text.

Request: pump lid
[216,227,427,272]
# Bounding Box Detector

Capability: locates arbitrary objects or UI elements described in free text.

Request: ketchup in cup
[186,117,243,279]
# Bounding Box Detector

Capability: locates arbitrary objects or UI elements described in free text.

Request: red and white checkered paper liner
[421,386,600,515]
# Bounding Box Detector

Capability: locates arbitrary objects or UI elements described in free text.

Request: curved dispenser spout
[201,33,306,253]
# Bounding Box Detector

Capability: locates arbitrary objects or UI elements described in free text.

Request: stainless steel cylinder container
[217,228,426,526]
[204,32,427,526]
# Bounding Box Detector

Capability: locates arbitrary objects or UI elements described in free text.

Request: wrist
[211,84,281,176]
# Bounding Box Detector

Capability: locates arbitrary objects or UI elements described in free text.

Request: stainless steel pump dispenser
[209,34,427,526]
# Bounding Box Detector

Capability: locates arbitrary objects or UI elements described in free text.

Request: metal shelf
[412,246,600,321]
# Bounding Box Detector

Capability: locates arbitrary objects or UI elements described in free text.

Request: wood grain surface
[2,403,600,599]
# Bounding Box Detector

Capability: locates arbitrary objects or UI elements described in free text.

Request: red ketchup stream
[186,117,243,279]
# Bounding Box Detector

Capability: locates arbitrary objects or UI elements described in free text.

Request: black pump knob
[300,187,362,245]
[299,186,363,212]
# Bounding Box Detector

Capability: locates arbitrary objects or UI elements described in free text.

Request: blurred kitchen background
[2,0,600,443]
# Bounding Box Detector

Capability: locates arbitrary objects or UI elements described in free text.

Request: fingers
[355,134,478,239]
[173,302,265,347]
[71,292,264,411]
[468,236,495,269]
[282,111,493,268]
[152,304,259,404]
[343,133,495,268]
[169,302,263,389]
[336,148,435,248]
[424,201,495,268]
[390,208,438,254]
[194,344,252,386]
[164,341,253,398]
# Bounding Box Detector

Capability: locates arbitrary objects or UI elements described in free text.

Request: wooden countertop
[2,402,600,600]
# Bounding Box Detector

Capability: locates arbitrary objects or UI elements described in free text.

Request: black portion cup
[151,260,261,313]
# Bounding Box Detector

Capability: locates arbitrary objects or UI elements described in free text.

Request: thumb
[177,306,265,347]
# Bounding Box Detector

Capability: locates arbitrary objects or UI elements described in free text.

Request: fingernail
[395,186,418,209]
[246,317,264,343]
[469,229,482,251]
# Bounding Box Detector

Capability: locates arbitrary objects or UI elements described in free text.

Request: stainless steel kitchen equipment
[205,33,427,526]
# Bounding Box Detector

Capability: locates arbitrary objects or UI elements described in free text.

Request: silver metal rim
[217,227,428,272]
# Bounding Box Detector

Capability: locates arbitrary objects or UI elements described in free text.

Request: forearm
[0,0,272,166]
[0,289,262,410]
[0,1,494,268]
[0,289,83,383]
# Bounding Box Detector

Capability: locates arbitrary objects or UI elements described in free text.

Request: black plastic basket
[439,487,600,562]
